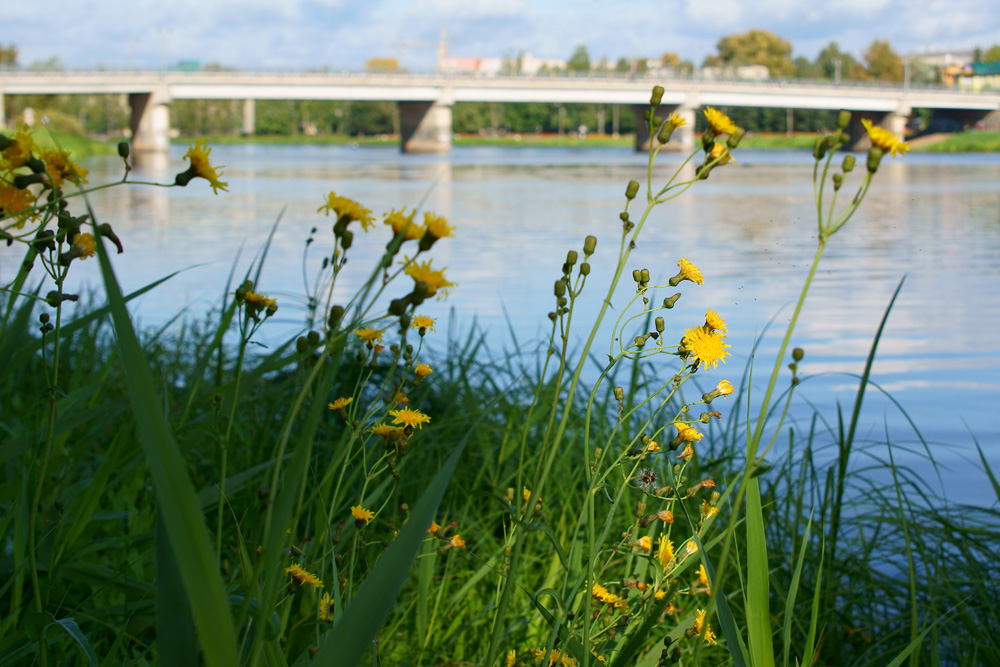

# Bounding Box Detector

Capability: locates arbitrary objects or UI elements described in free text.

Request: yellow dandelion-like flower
[351,505,375,525]
[693,608,718,645]
[318,592,333,621]
[389,406,431,430]
[178,140,228,194]
[411,314,436,333]
[705,309,727,334]
[422,211,454,240]
[646,440,660,452]
[523,487,541,504]
[654,589,667,600]
[427,521,441,534]
[0,183,38,229]
[40,147,89,189]
[354,327,384,343]
[717,379,734,397]
[285,563,323,589]
[669,112,688,128]
[414,363,433,378]
[505,649,517,667]
[861,118,909,157]
[704,107,738,136]
[701,498,720,518]
[677,257,704,285]
[696,563,711,589]
[685,541,699,556]
[73,233,96,259]
[384,207,424,241]
[658,538,675,567]
[404,259,456,299]
[675,422,704,442]
[370,422,405,438]
[1,123,35,169]
[639,535,652,552]
[678,443,695,459]
[318,192,375,230]
[244,291,276,310]
[682,327,731,370]
[708,142,737,166]
[328,397,353,411]
[450,534,466,549]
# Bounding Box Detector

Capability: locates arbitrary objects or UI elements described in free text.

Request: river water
[5,143,999,506]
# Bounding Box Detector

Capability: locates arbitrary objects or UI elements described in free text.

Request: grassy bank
[913,130,1000,152]
[32,129,117,157]
[4,109,998,667]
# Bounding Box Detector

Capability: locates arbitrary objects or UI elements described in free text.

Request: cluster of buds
[235,279,277,322]
[787,347,805,386]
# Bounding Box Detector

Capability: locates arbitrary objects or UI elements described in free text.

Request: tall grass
[1,94,997,666]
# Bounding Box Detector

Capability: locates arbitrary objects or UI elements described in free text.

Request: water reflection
[4,145,998,504]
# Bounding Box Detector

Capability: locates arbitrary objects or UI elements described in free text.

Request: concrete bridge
[2,70,998,153]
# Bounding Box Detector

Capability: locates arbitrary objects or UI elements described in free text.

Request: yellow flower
[717,379,734,397]
[693,608,718,645]
[685,541,699,556]
[674,422,704,442]
[639,535,652,552]
[318,592,333,621]
[414,363,433,378]
[682,327,731,370]
[522,487,541,504]
[0,182,38,229]
[704,107,738,135]
[389,406,431,430]
[422,211,454,240]
[658,538,675,567]
[285,563,323,589]
[318,192,374,230]
[370,422,405,438]
[668,112,688,128]
[1,124,35,169]
[385,207,424,241]
[404,259,455,299]
[654,589,667,600]
[449,534,466,549]
[40,147,88,189]
[427,521,441,535]
[861,118,909,157]
[506,649,517,667]
[178,140,228,194]
[351,505,375,525]
[701,498,720,518]
[354,327,384,343]
[74,233,96,259]
[411,314,436,333]
[696,563,711,590]
[329,397,353,411]
[705,309,727,334]
[708,143,737,165]
[677,257,704,285]
[646,440,660,452]
[244,291,276,310]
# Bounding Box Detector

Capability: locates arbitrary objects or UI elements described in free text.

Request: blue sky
[8,0,1000,71]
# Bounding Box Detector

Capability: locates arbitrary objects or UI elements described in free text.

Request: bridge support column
[399,101,452,154]
[129,88,171,153]
[634,104,695,153]
[848,108,909,151]
[242,99,256,136]
[0,89,6,129]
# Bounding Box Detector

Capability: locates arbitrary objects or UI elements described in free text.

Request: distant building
[439,53,566,76]
[906,49,975,86]
[700,65,770,81]
[958,61,1000,91]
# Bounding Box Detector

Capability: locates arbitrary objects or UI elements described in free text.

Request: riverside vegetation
[1,87,997,667]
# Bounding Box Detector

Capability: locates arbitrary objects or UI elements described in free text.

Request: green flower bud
[726,127,745,150]
[655,316,665,333]
[837,109,851,129]
[813,136,827,161]
[640,269,650,284]
[307,330,321,346]
[792,347,804,362]
[388,298,408,316]
[663,293,681,309]
[625,180,640,200]
[657,122,675,145]
[554,280,566,297]
[583,235,597,255]
[867,146,883,173]
[566,250,578,266]
[833,173,843,190]
[328,305,345,329]
[614,386,625,401]
[632,269,642,283]
[619,211,630,222]
[296,336,309,353]
[842,154,856,173]
[340,229,354,250]
[650,85,665,107]
[117,141,130,159]
[580,262,591,276]
[634,335,646,348]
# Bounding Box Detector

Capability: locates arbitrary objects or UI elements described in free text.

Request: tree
[660,52,693,75]
[365,58,403,73]
[814,42,867,81]
[704,29,795,77]
[567,45,590,72]
[863,39,904,82]
[0,44,17,69]
[982,45,1000,63]
[614,57,630,73]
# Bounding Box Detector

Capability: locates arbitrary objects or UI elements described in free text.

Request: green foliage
[705,29,796,77]
[567,45,591,72]
[980,44,1000,63]
[863,39,905,82]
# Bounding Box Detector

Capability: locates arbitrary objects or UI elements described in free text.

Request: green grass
[913,130,1000,152]
[32,129,116,157]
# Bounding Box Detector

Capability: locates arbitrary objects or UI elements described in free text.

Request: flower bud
[813,136,827,161]
[566,250,578,266]
[625,180,640,200]
[655,316,664,333]
[388,298,408,316]
[867,146,883,173]
[583,235,597,256]
[650,85,665,107]
[640,269,650,284]
[554,280,566,297]
[117,141,130,159]
[328,305,345,329]
[614,386,625,401]
[842,154,856,173]
[837,109,851,129]
[657,122,675,145]
[307,330,321,346]
[580,262,591,276]
[296,336,308,353]
[632,269,642,283]
[792,347,804,362]
[726,127,745,150]
[832,173,843,191]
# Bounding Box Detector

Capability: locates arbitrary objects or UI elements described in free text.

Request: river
[5,143,999,506]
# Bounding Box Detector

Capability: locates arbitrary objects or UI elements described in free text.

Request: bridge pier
[129,88,171,153]
[0,89,6,129]
[634,104,695,153]
[399,100,452,154]
[242,99,256,136]
[847,108,909,151]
